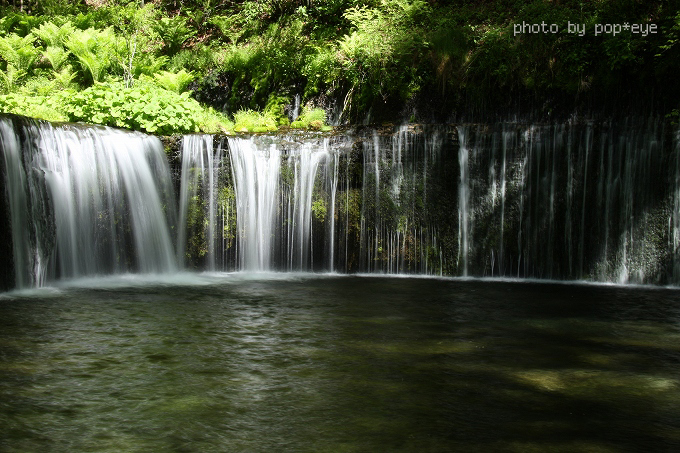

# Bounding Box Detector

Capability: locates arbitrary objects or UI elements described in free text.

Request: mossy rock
[308,120,323,130]
[290,120,305,129]
[252,126,269,133]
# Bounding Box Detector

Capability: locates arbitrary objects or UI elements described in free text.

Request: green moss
[290,107,330,130]
[218,186,237,241]
[312,199,327,222]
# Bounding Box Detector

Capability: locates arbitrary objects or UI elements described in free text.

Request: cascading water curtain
[674,128,680,282]
[227,137,281,271]
[4,115,680,288]
[457,118,680,284]
[177,135,231,271]
[0,115,177,289]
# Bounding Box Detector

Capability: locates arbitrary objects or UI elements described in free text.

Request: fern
[152,69,194,93]
[0,33,40,72]
[32,21,75,48]
[0,64,25,94]
[43,45,70,70]
[154,16,196,56]
[65,27,117,84]
[52,64,77,89]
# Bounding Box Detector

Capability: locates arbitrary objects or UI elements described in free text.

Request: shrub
[196,107,234,134]
[151,69,195,93]
[32,20,75,47]
[302,44,343,98]
[154,16,196,56]
[334,0,431,117]
[0,12,45,38]
[291,106,330,130]
[233,109,277,133]
[0,33,41,74]
[0,91,68,122]
[199,19,311,113]
[64,27,118,84]
[168,43,216,73]
[61,82,222,134]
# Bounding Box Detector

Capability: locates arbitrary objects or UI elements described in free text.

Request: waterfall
[457,126,470,276]
[228,137,281,271]
[0,119,35,289]
[3,113,680,289]
[327,151,339,272]
[673,129,680,282]
[287,142,329,270]
[0,115,176,289]
[292,94,301,122]
[177,135,224,271]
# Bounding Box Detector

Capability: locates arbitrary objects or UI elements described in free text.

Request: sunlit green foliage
[0,0,678,130]
[65,27,118,84]
[32,20,74,47]
[154,16,195,56]
[0,81,233,134]
[311,199,327,222]
[291,107,329,130]
[233,109,278,133]
[0,12,45,37]
[0,91,67,122]
[0,33,40,72]
[337,1,431,105]
[61,82,229,135]
[151,69,195,93]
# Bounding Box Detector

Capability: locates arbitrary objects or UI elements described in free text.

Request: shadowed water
[1,275,679,452]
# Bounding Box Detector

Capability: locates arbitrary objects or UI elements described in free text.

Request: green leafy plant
[152,69,195,93]
[0,64,25,94]
[0,90,68,122]
[265,94,290,125]
[61,81,229,135]
[291,106,330,130]
[0,12,45,38]
[154,16,196,56]
[51,64,77,89]
[32,20,75,47]
[198,19,311,113]
[168,43,216,73]
[43,45,70,70]
[233,109,277,133]
[64,27,118,84]
[196,106,234,134]
[335,0,431,117]
[0,32,40,73]
[311,198,327,222]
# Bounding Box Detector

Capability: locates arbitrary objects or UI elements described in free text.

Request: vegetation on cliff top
[1,0,678,133]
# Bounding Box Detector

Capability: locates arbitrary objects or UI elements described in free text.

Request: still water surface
[1,274,679,452]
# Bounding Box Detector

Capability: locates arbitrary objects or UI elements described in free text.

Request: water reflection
[1,276,679,451]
